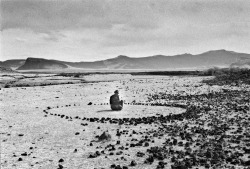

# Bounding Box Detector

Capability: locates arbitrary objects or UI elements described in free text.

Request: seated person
[110,90,123,111]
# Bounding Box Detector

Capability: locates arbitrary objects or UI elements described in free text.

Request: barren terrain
[0,74,249,169]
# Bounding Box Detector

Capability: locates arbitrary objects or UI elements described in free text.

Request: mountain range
[1,50,250,71]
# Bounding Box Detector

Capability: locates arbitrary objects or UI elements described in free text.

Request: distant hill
[101,50,250,69]
[0,59,25,69]
[2,50,250,70]
[0,66,18,73]
[63,60,106,69]
[17,58,68,70]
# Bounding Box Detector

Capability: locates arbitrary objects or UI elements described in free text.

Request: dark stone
[156,161,165,169]
[244,160,250,166]
[173,139,177,145]
[98,132,111,141]
[58,164,64,169]
[116,151,123,155]
[136,152,145,157]
[130,160,137,166]
[226,157,232,163]
[21,152,27,156]
[95,151,101,156]
[111,164,116,168]
[115,165,122,169]
[145,155,154,164]
[88,153,97,158]
[58,158,64,163]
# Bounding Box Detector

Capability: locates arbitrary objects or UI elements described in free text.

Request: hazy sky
[1,0,250,61]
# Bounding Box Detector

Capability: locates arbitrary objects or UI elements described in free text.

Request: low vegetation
[202,68,250,85]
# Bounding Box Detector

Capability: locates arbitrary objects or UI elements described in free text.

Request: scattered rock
[58,164,63,169]
[98,131,111,141]
[21,152,27,156]
[136,151,145,157]
[130,160,137,166]
[145,155,154,164]
[58,158,64,163]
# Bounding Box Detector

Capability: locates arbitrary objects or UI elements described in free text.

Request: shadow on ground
[96,109,116,113]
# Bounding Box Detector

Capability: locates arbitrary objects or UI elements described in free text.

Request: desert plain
[0,73,250,169]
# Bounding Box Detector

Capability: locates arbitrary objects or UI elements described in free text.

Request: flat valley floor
[1,74,250,169]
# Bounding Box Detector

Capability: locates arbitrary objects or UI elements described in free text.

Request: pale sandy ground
[0,74,240,169]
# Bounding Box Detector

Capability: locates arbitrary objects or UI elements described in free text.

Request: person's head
[114,90,119,95]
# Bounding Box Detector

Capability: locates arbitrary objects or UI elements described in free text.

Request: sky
[1,0,250,62]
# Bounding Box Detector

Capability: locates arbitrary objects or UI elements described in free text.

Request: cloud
[2,0,250,33]
[1,0,160,32]
[39,32,66,42]
[1,0,108,31]
[1,0,250,61]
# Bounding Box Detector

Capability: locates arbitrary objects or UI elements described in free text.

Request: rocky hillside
[2,50,250,70]
[17,58,68,70]
[0,66,18,73]
[0,59,25,69]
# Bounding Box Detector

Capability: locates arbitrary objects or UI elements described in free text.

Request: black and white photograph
[1,0,250,168]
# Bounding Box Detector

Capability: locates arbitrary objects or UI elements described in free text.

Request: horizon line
[1,49,249,62]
